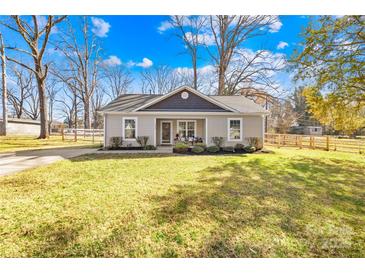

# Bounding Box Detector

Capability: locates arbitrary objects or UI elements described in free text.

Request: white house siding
[206,115,264,146]
[104,113,264,147]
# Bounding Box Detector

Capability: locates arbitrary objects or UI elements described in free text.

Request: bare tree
[2,15,66,138]
[141,65,181,94]
[24,88,39,120]
[101,65,133,100]
[208,15,279,95]
[91,86,107,129]
[54,16,100,129]
[46,77,60,133]
[170,16,208,90]
[56,86,81,129]
[269,99,299,134]
[223,49,286,95]
[7,65,33,118]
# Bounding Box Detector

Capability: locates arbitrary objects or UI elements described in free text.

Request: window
[228,118,242,141]
[123,118,137,139]
[177,120,196,138]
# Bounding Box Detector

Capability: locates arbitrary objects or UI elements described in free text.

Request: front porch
[155,118,207,146]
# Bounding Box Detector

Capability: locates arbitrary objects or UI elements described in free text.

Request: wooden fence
[51,128,104,144]
[265,133,365,154]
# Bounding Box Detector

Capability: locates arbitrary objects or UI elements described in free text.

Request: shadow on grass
[150,157,365,257]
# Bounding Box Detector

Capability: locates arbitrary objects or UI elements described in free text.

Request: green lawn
[0,135,102,153]
[0,148,364,257]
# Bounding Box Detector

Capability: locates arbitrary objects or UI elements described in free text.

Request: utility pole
[0,33,8,136]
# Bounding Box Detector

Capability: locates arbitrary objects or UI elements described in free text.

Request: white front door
[161,121,172,144]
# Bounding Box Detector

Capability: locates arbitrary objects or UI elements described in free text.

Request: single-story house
[100,86,268,148]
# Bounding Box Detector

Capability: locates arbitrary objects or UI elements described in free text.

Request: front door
[161,121,172,144]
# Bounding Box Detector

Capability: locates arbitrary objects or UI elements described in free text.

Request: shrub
[246,137,263,150]
[244,146,256,153]
[207,145,220,153]
[174,142,189,153]
[234,143,245,151]
[145,145,156,150]
[194,142,206,149]
[211,136,225,148]
[223,146,235,152]
[137,136,149,149]
[110,136,123,148]
[191,146,205,154]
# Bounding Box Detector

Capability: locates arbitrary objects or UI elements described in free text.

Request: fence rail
[51,128,104,144]
[265,133,365,154]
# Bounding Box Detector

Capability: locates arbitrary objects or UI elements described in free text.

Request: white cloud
[157,20,173,33]
[91,17,111,37]
[184,31,215,46]
[127,58,153,68]
[269,20,283,33]
[136,58,153,68]
[277,41,289,50]
[102,55,122,67]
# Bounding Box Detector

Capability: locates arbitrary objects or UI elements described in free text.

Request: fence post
[326,136,330,151]
[74,128,77,142]
[278,134,281,148]
[92,129,95,144]
[299,136,302,149]
[61,125,64,142]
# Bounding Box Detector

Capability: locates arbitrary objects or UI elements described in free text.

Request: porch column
[205,117,208,145]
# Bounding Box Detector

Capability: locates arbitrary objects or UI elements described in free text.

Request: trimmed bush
[234,143,245,151]
[244,146,256,153]
[207,145,220,153]
[137,136,149,149]
[211,137,225,148]
[110,137,123,148]
[246,137,263,150]
[223,146,235,152]
[194,142,206,149]
[145,145,156,150]
[174,142,189,153]
[191,146,205,154]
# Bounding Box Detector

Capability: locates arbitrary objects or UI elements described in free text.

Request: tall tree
[7,65,33,118]
[209,15,279,95]
[291,86,319,127]
[55,16,101,129]
[102,65,133,100]
[292,15,365,104]
[170,16,208,90]
[2,15,66,138]
[141,65,181,94]
[303,86,365,136]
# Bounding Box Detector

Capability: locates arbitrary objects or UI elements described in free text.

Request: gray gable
[141,90,230,112]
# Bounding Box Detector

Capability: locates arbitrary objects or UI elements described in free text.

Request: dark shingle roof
[101,93,267,114]
[100,94,160,112]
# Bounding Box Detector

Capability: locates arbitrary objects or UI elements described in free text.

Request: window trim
[122,117,138,141]
[227,118,243,142]
[176,120,197,139]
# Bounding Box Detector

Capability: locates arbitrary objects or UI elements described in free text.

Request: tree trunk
[0,34,7,136]
[84,96,90,129]
[218,63,226,95]
[36,75,48,138]
[192,54,197,90]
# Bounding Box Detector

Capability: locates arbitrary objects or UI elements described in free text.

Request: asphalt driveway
[0,147,98,176]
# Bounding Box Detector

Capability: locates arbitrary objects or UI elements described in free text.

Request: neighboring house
[0,118,40,136]
[100,86,268,147]
[290,125,323,136]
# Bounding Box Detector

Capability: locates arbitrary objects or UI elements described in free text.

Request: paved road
[0,147,98,176]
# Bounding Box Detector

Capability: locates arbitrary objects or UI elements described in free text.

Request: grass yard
[0,147,364,257]
[0,135,102,153]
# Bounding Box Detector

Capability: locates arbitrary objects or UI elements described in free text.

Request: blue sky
[0,15,311,93]
[86,15,309,92]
